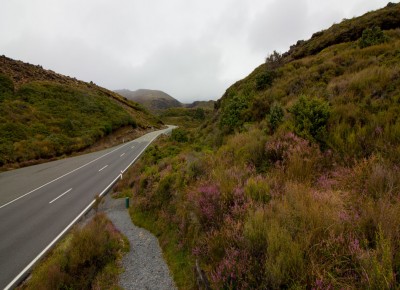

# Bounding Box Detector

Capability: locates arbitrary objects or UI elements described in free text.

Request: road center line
[120,153,125,157]
[0,139,136,210]
[98,165,108,172]
[49,188,72,204]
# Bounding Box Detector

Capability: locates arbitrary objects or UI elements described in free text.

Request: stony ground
[100,195,177,290]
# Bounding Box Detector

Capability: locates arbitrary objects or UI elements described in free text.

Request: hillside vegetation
[0,56,161,168]
[116,3,400,289]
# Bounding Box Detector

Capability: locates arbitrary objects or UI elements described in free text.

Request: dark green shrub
[268,102,284,132]
[290,96,330,142]
[171,128,188,143]
[256,70,277,90]
[194,108,205,120]
[219,95,249,132]
[0,74,14,96]
[359,27,388,48]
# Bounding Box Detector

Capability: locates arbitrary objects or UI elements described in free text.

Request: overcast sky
[0,0,396,102]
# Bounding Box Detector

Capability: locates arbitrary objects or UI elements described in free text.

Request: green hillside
[115,3,400,289]
[0,56,162,167]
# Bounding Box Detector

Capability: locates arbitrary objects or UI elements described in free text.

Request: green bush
[268,102,284,132]
[219,94,249,132]
[256,70,277,90]
[0,74,14,96]
[290,96,330,143]
[359,27,388,48]
[194,108,205,120]
[171,128,189,143]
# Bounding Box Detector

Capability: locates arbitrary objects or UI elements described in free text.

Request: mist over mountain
[115,89,182,111]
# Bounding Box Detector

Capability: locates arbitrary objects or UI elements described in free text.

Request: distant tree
[358,27,388,48]
[256,51,283,91]
[265,50,283,70]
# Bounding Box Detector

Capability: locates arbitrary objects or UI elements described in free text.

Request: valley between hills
[1,2,400,289]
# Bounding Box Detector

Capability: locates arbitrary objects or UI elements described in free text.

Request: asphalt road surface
[0,126,174,289]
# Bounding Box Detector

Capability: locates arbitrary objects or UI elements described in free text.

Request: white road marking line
[120,153,125,157]
[0,139,136,210]
[98,165,108,172]
[49,188,72,204]
[121,132,161,174]
[131,145,135,149]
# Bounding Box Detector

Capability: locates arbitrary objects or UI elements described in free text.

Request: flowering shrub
[265,132,322,181]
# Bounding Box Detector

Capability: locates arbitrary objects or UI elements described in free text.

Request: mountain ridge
[115,88,182,111]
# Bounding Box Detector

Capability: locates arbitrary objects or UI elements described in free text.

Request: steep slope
[115,89,182,111]
[0,55,162,167]
[116,3,400,289]
[214,3,400,158]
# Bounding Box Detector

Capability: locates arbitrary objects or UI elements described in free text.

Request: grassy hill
[115,89,182,111]
[114,3,400,289]
[0,56,162,168]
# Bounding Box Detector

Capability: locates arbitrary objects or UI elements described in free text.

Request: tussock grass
[19,213,129,290]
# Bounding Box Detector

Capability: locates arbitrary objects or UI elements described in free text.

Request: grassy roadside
[0,125,156,172]
[129,208,195,289]
[18,213,129,290]
[111,111,204,289]
[112,132,198,289]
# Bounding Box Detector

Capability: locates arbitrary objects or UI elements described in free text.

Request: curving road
[0,126,175,289]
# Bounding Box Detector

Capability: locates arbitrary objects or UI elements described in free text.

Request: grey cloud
[0,0,396,102]
[123,41,225,103]
[248,0,309,54]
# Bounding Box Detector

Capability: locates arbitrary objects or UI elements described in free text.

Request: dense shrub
[171,128,189,143]
[256,70,277,90]
[268,102,284,132]
[0,74,13,95]
[219,95,249,132]
[359,26,388,48]
[290,96,330,143]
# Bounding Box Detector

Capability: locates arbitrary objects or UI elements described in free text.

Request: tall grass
[20,213,128,290]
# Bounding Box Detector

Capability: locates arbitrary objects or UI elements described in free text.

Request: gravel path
[101,195,177,290]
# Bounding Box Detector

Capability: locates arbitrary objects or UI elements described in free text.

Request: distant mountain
[115,89,182,111]
[185,100,215,110]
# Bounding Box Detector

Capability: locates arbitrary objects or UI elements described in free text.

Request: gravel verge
[101,195,177,290]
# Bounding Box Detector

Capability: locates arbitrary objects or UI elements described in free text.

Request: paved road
[0,126,175,289]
